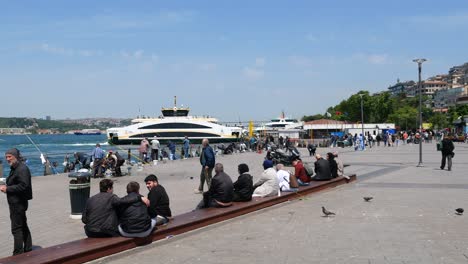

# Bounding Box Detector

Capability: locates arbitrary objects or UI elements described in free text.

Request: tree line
[302,91,468,130]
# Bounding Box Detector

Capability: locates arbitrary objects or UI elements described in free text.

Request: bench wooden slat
[0,175,356,264]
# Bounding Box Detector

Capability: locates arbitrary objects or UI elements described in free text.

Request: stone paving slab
[87,142,468,264]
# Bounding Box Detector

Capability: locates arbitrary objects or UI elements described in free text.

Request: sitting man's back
[196,163,234,209]
[313,154,332,181]
[82,179,146,238]
[118,181,156,238]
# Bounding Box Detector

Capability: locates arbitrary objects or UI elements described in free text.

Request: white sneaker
[194,189,202,194]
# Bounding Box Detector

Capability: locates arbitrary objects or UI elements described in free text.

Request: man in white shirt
[151,137,160,161]
[276,164,298,192]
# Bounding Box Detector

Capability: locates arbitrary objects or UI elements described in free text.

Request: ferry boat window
[130,132,221,138]
[140,123,211,129]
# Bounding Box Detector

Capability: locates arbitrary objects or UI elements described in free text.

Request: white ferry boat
[255,112,303,132]
[107,97,242,145]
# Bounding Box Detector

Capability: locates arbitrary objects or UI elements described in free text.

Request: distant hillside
[0,117,99,133]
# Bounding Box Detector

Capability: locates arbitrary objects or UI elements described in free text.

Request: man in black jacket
[1,148,32,256]
[82,179,149,237]
[196,163,234,209]
[144,174,172,225]
[232,163,253,202]
[118,182,156,238]
[312,154,332,181]
[440,134,455,171]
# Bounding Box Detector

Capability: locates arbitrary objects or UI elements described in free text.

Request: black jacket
[147,185,172,218]
[441,138,455,155]
[206,171,233,203]
[329,159,338,178]
[6,162,33,204]
[82,192,139,236]
[314,159,332,180]
[233,173,253,202]
[118,192,152,234]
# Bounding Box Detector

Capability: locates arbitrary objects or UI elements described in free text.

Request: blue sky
[1,0,468,121]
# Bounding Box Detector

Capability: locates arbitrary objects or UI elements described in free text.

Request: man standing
[0,148,32,255]
[151,137,160,161]
[90,143,105,177]
[183,136,190,159]
[196,163,233,209]
[195,138,215,193]
[144,174,172,225]
[440,134,455,171]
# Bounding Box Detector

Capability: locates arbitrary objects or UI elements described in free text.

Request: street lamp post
[359,93,365,147]
[413,58,427,167]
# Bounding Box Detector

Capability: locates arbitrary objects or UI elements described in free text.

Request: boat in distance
[74,129,102,135]
[107,97,242,145]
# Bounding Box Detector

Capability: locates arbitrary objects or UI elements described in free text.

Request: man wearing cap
[1,148,33,255]
[144,174,172,225]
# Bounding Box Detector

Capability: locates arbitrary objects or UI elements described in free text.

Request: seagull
[322,206,335,216]
[363,197,373,202]
[456,208,464,215]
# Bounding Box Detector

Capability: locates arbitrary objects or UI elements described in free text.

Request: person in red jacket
[292,158,311,186]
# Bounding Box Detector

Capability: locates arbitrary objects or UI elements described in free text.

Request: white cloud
[406,12,468,27]
[198,63,217,71]
[288,55,313,67]
[351,53,390,65]
[120,50,144,59]
[305,34,318,41]
[151,54,159,63]
[40,43,73,56]
[255,57,266,67]
[243,67,264,80]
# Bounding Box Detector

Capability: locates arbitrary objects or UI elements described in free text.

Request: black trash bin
[69,171,91,219]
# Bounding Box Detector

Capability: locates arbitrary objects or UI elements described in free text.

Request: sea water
[0,134,109,176]
[0,134,204,176]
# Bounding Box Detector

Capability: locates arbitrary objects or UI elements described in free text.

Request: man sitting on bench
[196,163,233,209]
[118,182,157,238]
[312,154,332,181]
[82,179,149,238]
[144,174,172,225]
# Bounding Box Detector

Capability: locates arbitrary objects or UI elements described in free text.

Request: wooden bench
[0,174,356,264]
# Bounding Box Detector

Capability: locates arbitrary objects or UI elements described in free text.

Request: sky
[1,0,468,122]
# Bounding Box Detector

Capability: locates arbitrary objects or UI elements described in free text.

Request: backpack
[289,174,299,188]
[304,162,314,177]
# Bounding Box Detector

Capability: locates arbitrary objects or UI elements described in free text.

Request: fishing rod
[25,135,50,166]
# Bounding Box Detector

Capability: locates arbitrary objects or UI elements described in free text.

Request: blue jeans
[184,147,189,158]
[297,179,310,186]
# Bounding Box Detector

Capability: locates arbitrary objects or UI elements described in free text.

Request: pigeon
[456,208,464,215]
[322,206,335,216]
[363,197,373,202]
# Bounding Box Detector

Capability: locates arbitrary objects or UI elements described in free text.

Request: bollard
[127,149,131,162]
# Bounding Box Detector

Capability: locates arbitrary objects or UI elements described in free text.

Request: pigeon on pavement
[322,206,335,216]
[363,197,373,202]
[456,208,464,215]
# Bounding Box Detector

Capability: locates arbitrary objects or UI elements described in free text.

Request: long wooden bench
[0,174,356,264]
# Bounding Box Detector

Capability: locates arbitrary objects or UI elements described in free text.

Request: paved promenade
[2,141,468,263]
[90,142,468,264]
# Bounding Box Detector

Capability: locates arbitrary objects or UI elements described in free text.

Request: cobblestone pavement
[90,142,468,264]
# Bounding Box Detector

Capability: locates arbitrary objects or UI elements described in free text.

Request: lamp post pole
[413,58,427,167]
[359,94,365,139]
